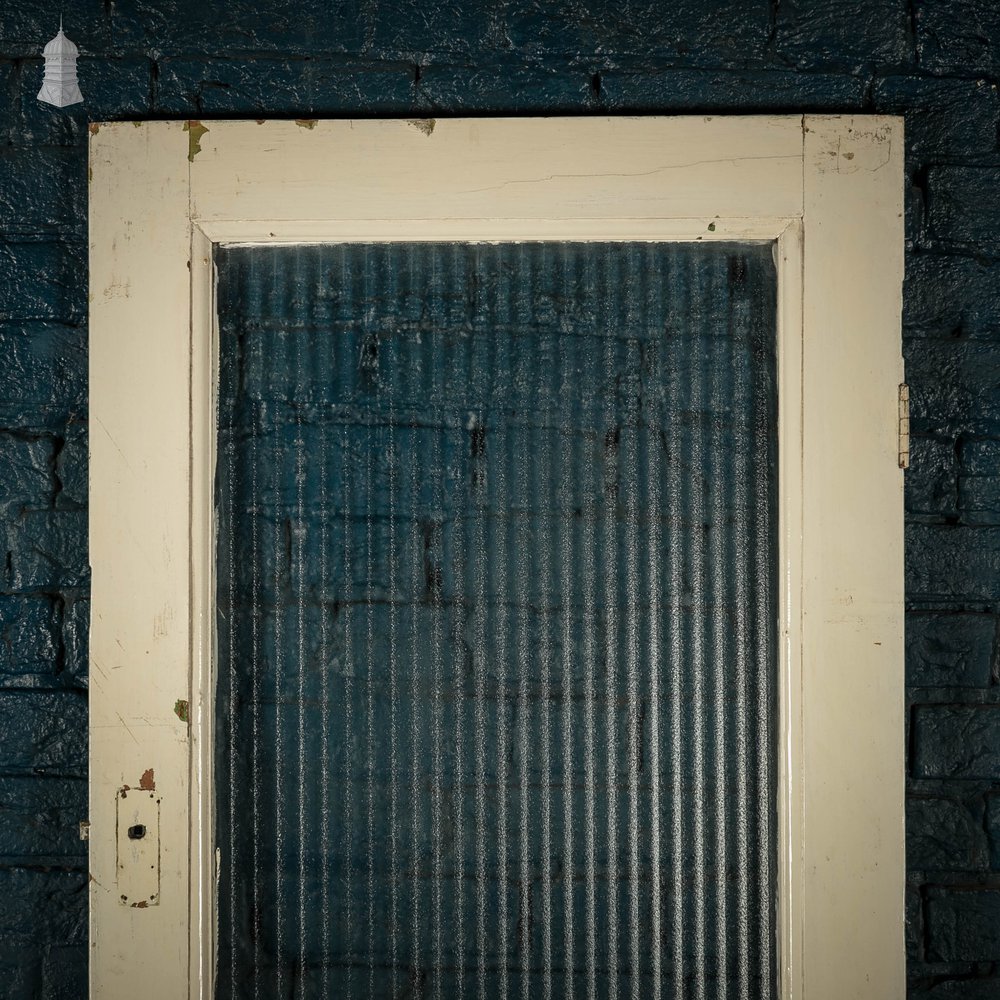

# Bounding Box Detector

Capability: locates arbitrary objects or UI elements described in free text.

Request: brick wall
[1,1,997,996]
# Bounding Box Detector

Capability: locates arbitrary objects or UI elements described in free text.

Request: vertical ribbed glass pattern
[215,241,778,1000]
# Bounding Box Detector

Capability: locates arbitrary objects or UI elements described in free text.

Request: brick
[906,612,995,688]
[0,243,86,324]
[961,439,1000,477]
[905,175,928,249]
[0,596,60,678]
[4,509,88,591]
[154,57,415,116]
[907,882,923,963]
[916,980,1000,999]
[499,0,772,67]
[16,57,153,147]
[874,76,1000,163]
[0,692,85,775]
[110,1,367,58]
[0,776,86,859]
[926,887,1000,962]
[54,425,86,510]
[774,0,911,71]
[60,598,88,687]
[904,254,1000,339]
[0,148,85,237]
[0,5,110,57]
[905,338,1000,438]
[959,441,1000,524]
[599,67,865,113]
[40,944,86,1000]
[917,0,1000,76]
[927,167,1000,255]
[0,62,15,145]
[906,795,988,869]
[906,435,957,520]
[987,794,1000,869]
[416,59,594,113]
[913,705,1000,779]
[0,868,86,947]
[959,475,1000,526]
[0,944,39,1000]
[0,324,86,430]
[0,435,55,515]
[907,525,1000,602]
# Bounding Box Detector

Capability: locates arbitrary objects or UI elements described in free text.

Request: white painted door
[88,116,904,1000]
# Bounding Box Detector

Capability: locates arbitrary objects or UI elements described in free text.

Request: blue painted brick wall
[0,1,997,996]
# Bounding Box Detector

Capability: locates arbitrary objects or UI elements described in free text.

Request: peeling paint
[174,698,190,723]
[295,118,318,129]
[407,117,436,136]
[184,120,209,161]
[139,768,155,791]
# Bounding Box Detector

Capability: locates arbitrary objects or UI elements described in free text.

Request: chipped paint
[174,699,190,723]
[88,122,100,136]
[407,118,436,136]
[184,120,209,161]
[139,768,155,791]
[131,900,149,909]
[295,119,318,130]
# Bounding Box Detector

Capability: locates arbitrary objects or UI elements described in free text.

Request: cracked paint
[407,118,436,136]
[184,120,209,161]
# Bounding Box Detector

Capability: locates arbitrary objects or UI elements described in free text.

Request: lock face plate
[116,786,160,907]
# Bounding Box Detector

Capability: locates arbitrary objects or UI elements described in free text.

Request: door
[88,116,905,999]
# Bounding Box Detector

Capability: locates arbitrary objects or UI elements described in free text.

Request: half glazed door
[88,116,905,1000]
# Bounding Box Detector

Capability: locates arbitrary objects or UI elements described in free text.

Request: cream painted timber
[800,117,905,999]
[189,116,804,224]
[89,115,904,999]
[89,121,192,997]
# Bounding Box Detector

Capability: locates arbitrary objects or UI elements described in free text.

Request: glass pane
[214,241,778,999]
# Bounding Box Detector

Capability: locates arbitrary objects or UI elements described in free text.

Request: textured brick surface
[906,612,995,689]
[874,76,1000,163]
[0,325,86,430]
[0,0,996,995]
[927,167,1000,255]
[904,254,1000,340]
[907,525,1000,603]
[926,888,1000,962]
[0,596,60,679]
[774,0,911,71]
[916,0,1000,76]
[913,706,1000,780]
[907,796,988,870]
[0,776,87,860]
[906,436,957,521]
[0,692,86,775]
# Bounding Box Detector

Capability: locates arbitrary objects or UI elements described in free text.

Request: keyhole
[128,824,146,840]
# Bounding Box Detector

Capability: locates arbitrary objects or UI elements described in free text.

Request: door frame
[88,115,905,999]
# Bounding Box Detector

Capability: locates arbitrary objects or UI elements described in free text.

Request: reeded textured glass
[215,242,778,999]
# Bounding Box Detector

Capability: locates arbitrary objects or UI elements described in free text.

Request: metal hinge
[898,383,910,470]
